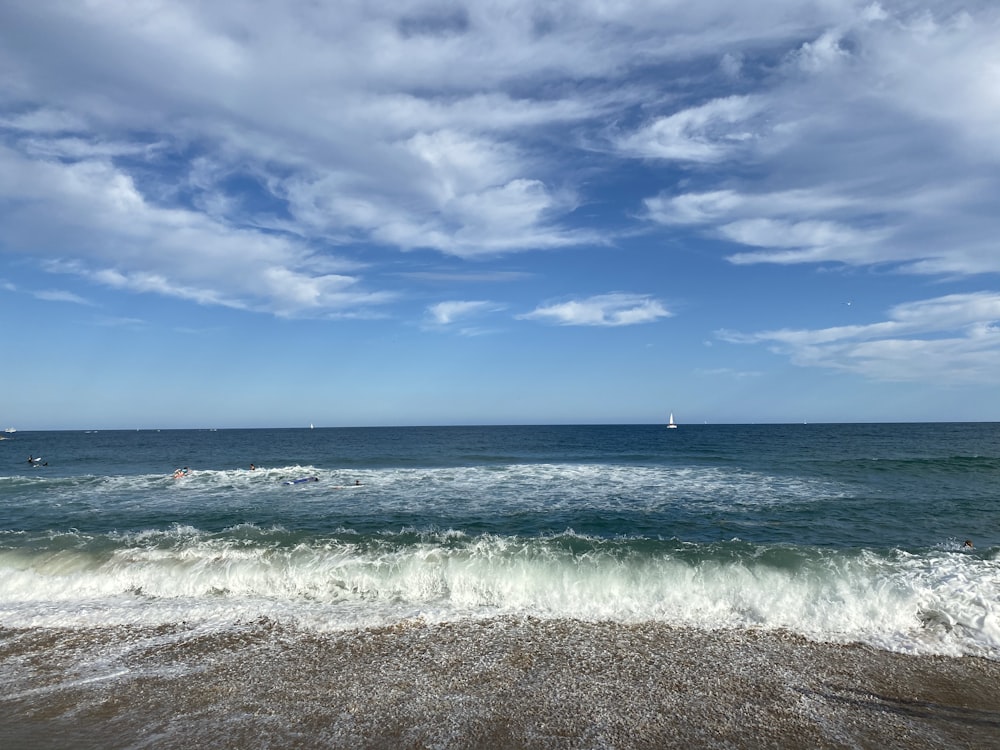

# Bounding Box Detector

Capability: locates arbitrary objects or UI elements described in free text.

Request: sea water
[2,423,998,659]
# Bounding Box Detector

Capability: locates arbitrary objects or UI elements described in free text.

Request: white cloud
[520,293,671,327]
[615,96,763,163]
[866,9,1000,160]
[426,300,501,326]
[644,188,855,226]
[33,289,93,305]
[719,291,1000,384]
[0,145,389,317]
[720,218,892,265]
[633,4,1000,276]
[20,136,164,161]
[422,299,507,336]
[400,269,531,283]
[0,108,89,133]
[789,30,850,74]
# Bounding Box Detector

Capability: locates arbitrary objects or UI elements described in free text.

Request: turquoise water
[2,423,998,657]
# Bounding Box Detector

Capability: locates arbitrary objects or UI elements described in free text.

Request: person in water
[173,467,189,478]
[963,540,974,549]
[250,463,256,471]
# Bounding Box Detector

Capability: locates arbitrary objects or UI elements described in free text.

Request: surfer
[963,540,974,549]
[173,467,189,479]
[250,463,256,471]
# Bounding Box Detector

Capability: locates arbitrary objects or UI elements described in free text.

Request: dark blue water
[3,423,997,547]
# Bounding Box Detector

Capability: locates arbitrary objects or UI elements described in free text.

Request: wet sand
[3,618,1000,749]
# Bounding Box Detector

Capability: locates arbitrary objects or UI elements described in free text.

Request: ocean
[2,423,999,748]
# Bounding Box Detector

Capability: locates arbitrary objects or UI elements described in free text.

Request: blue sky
[2,1,999,429]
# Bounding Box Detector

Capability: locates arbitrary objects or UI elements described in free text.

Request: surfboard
[283,477,318,485]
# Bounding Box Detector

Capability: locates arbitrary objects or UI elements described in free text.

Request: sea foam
[0,531,996,658]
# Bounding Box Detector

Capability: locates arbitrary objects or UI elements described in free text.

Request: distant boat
[4,427,15,433]
[667,413,678,429]
[309,423,315,429]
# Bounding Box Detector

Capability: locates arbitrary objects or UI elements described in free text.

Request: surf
[0,528,996,658]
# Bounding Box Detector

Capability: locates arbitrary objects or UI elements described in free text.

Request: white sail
[667,413,678,428]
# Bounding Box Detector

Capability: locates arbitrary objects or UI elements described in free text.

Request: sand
[3,618,1000,749]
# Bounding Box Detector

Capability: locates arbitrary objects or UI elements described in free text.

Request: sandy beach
[3,618,1000,749]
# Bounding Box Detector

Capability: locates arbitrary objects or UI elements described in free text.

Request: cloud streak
[424,299,507,333]
[520,293,671,327]
[719,292,1000,384]
[635,5,1000,278]
[616,96,764,163]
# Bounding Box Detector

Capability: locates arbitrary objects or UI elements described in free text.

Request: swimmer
[250,463,256,471]
[963,539,974,549]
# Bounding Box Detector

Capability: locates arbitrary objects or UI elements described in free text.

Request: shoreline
[3,619,1000,749]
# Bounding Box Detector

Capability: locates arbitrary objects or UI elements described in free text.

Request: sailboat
[667,412,678,429]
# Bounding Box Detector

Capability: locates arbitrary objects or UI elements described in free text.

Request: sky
[2,1,1000,430]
